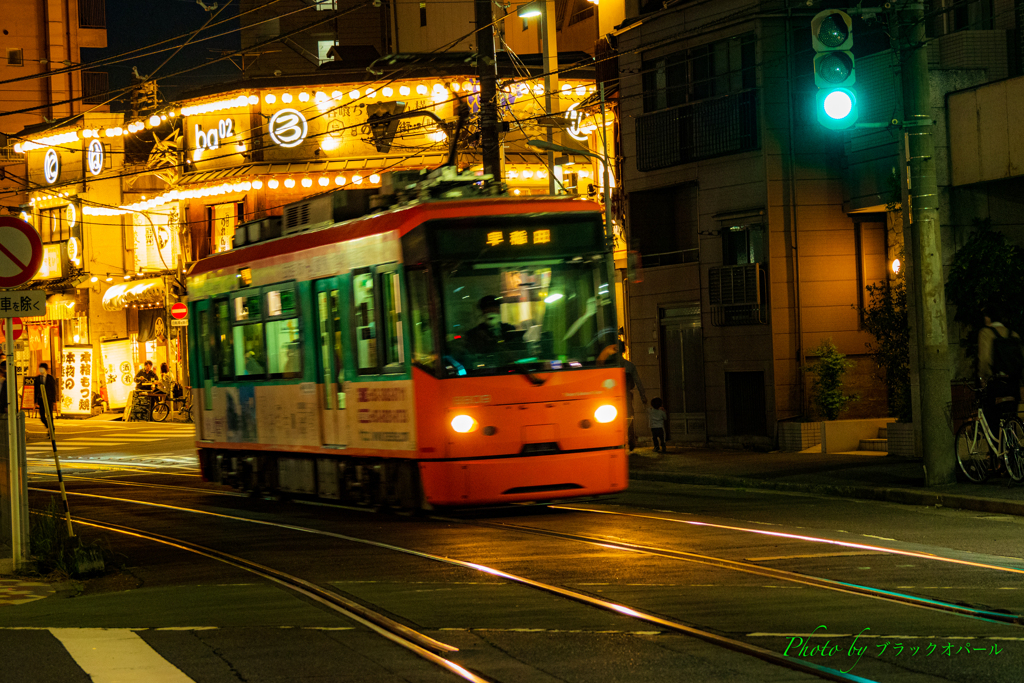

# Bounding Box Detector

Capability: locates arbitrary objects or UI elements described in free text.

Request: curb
[629,470,1024,517]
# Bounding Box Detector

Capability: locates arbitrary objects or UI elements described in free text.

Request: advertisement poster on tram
[350,380,416,451]
[101,339,135,409]
[61,346,94,415]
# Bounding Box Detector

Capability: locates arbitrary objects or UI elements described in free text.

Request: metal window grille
[708,264,767,326]
[636,90,758,172]
[82,71,109,105]
[79,0,106,28]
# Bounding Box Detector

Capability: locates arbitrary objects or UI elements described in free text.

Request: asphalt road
[3,421,1022,682]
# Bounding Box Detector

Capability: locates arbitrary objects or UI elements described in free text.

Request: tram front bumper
[418,447,628,506]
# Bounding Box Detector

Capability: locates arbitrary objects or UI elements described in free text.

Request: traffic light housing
[812,10,857,130]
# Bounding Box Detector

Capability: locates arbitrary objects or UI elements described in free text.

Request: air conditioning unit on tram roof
[281,189,378,236]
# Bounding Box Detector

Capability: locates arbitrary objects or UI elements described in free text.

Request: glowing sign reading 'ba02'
[43,148,60,184]
[87,138,104,176]
[268,109,308,148]
[194,118,235,152]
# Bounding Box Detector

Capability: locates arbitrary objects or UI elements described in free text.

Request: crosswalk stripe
[50,628,196,683]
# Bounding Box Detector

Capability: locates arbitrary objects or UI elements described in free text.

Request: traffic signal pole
[897,4,955,485]
[475,0,501,181]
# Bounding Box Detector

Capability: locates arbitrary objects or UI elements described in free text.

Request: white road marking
[50,628,196,682]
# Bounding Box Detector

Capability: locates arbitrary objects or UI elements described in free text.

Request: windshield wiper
[512,363,547,386]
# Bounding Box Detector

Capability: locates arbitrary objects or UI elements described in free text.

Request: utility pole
[475,0,501,180]
[897,3,955,485]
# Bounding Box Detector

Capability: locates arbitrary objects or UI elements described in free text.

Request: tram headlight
[451,414,477,433]
[594,405,617,423]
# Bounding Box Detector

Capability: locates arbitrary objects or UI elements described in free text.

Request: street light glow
[517,2,542,18]
[823,89,854,119]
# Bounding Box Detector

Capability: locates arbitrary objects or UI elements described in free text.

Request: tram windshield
[438,255,616,379]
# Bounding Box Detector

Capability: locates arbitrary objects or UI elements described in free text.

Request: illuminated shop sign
[66,203,77,228]
[87,138,104,176]
[61,346,94,415]
[565,102,588,142]
[195,118,236,151]
[43,148,60,184]
[268,109,308,148]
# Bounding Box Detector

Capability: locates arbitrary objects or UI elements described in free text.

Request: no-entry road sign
[10,317,22,340]
[0,217,43,288]
[170,301,188,319]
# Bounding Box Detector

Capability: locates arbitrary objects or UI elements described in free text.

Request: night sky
[83,0,242,108]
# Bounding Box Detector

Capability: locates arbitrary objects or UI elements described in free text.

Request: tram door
[315,277,348,446]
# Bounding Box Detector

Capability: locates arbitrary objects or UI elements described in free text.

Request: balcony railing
[636,89,758,172]
[79,0,106,28]
[708,263,768,326]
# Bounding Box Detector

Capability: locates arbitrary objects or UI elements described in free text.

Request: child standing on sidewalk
[649,397,667,453]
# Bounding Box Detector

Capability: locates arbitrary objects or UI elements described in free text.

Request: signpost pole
[6,316,24,567]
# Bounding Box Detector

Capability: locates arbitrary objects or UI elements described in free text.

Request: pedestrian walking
[649,397,668,453]
[34,362,58,434]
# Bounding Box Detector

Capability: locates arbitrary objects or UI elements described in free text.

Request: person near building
[34,362,58,433]
[978,305,1024,423]
[601,341,647,451]
[135,360,158,389]
[158,362,175,397]
[649,397,668,453]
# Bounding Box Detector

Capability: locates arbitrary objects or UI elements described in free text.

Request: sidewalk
[628,446,1024,516]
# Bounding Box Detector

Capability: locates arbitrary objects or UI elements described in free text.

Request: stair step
[859,438,889,452]
[877,427,887,438]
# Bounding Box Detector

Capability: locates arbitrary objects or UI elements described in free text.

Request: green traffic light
[823,90,854,119]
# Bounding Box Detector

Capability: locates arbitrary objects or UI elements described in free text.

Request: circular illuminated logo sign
[43,148,60,184]
[87,139,104,176]
[67,236,80,264]
[268,108,308,148]
[65,203,77,228]
[565,103,588,142]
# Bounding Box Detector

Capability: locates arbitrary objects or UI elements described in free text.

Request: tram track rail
[28,487,876,683]
[31,476,1024,628]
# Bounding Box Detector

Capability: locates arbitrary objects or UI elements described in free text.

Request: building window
[316,0,338,9]
[420,2,427,27]
[38,208,71,243]
[317,41,336,64]
[628,184,699,267]
[636,34,758,171]
[6,48,23,66]
[79,0,106,28]
[642,34,755,114]
[721,223,764,266]
[82,71,108,104]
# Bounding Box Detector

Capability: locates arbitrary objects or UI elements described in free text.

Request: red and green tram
[186,193,627,508]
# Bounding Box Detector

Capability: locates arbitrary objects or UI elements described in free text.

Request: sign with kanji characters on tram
[61,346,94,415]
[0,290,45,318]
[0,216,44,288]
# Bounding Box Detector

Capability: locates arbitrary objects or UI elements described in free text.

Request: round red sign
[11,317,23,340]
[0,217,44,288]
[170,302,188,320]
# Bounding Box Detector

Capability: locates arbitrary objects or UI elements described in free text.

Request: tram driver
[465,295,519,354]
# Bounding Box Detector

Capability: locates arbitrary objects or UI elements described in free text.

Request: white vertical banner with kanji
[61,346,94,415]
[212,203,236,254]
[100,339,134,409]
[134,208,180,272]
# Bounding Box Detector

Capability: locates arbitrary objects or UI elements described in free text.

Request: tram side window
[233,293,266,377]
[353,271,378,374]
[407,268,436,372]
[380,270,405,373]
[212,299,233,381]
[265,287,302,379]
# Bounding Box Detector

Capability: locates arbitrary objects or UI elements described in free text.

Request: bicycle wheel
[955,420,989,483]
[1002,417,1024,482]
[152,401,170,422]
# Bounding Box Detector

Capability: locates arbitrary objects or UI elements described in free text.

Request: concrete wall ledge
[821,418,891,454]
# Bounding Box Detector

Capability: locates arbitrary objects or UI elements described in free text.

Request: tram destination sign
[428,215,605,261]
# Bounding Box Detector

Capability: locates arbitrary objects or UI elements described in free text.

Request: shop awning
[102,278,165,311]
[179,156,448,185]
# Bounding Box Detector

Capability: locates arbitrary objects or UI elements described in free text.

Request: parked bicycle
[954,383,1024,482]
[151,385,194,423]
